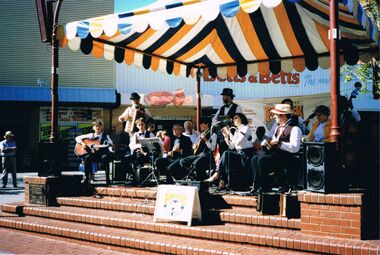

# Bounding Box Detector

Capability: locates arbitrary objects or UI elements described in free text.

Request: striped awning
[60,0,378,78]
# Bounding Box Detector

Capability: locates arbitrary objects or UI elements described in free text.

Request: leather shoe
[217,180,226,190]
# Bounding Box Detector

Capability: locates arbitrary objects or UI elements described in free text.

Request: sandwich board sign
[153,184,202,226]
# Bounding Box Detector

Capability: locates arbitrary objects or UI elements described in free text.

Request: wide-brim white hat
[270,104,293,115]
[4,131,14,138]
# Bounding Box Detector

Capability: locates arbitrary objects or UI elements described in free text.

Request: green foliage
[341,1,379,95]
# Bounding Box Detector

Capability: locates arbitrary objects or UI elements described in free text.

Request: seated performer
[253,126,270,155]
[124,118,156,182]
[155,123,193,183]
[180,118,217,181]
[268,98,308,137]
[75,121,114,185]
[182,120,200,145]
[250,104,302,194]
[206,113,254,189]
[308,105,332,142]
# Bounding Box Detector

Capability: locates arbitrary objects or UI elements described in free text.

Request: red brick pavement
[0,228,159,255]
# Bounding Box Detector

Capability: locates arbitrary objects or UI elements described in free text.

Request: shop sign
[40,107,103,122]
[204,71,300,85]
[39,124,77,142]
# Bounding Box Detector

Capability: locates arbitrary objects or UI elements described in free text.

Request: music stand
[138,138,163,186]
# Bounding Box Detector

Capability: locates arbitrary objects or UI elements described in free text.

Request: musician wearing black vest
[75,121,114,185]
[155,123,193,183]
[124,118,155,181]
[180,119,217,181]
[250,104,302,194]
[211,88,243,155]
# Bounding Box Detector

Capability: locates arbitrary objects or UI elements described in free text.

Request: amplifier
[175,180,209,192]
[256,192,280,215]
[280,193,300,219]
[110,160,126,182]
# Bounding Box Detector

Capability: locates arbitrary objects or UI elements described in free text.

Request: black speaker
[110,160,126,183]
[256,192,280,215]
[304,142,340,193]
[35,0,53,43]
[38,142,65,177]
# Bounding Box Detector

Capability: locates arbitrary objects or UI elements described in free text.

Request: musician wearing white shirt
[180,119,217,181]
[250,104,302,194]
[124,118,155,183]
[118,92,152,134]
[182,120,200,145]
[75,121,114,185]
[212,88,243,158]
[206,113,254,189]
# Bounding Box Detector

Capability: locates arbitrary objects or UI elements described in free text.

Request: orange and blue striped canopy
[61,0,378,78]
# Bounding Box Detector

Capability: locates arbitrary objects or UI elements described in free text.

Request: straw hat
[4,131,14,138]
[270,104,293,115]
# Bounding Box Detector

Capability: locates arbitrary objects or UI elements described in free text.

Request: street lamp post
[50,0,63,143]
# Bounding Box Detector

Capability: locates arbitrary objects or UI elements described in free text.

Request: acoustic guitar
[74,139,111,156]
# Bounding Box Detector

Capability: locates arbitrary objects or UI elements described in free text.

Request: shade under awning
[60,0,378,78]
[0,86,118,105]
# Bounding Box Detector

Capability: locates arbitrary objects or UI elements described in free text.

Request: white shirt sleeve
[235,104,243,114]
[350,109,361,122]
[206,133,218,151]
[118,107,132,122]
[280,126,302,153]
[268,122,278,138]
[75,133,94,144]
[105,134,113,145]
[129,133,141,152]
[212,108,222,125]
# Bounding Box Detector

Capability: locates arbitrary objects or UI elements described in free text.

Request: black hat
[130,92,140,100]
[220,88,235,97]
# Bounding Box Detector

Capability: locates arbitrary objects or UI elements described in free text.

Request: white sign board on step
[153,184,202,226]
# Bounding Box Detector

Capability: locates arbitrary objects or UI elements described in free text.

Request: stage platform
[1,180,379,255]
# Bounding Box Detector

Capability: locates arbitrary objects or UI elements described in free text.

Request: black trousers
[180,152,214,181]
[82,152,113,182]
[251,150,299,191]
[124,151,150,175]
[155,157,187,182]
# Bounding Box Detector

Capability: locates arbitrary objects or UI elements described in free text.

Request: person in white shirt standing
[211,88,243,157]
[0,131,17,188]
[250,104,302,194]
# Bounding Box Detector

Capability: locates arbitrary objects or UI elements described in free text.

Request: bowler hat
[270,104,293,115]
[220,88,235,97]
[130,92,141,100]
[4,131,14,138]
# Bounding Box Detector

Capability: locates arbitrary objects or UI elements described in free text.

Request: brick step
[0,227,160,255]
[54,196,299,229]
[95,186,257,208]
[3,204,378,255]
[3,204,301,243]
[0,212,313,255]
